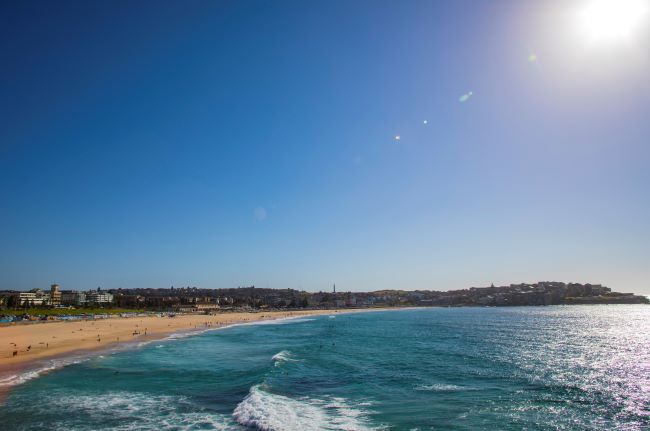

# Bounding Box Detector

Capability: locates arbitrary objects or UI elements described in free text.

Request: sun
[578,0,649,43]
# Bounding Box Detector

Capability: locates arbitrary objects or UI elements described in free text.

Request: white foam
[0,336,167,390]
[414,383,464,392]
[43,391,235,430]
[163,315,316,341]
[0,357,85,387]
[241,317,316,326]
[0,314,317,390]
[164,328,214,340]
[271,350,301,367]
[233,384,377,431]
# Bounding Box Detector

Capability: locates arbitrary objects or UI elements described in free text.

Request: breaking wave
[271,350,301,366]
[0,357,86,388]
[247,318,316,326]
[0,315,318,390]
[35,391,235,430]
[233,385,377,431]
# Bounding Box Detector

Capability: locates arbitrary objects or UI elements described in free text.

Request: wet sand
[0,310,349,368]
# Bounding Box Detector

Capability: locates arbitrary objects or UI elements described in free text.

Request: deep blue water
[1,306,649,430]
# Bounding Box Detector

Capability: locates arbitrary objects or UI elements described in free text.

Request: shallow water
[1,306,648,430]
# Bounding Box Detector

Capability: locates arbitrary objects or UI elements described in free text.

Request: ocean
[0,306,648,430]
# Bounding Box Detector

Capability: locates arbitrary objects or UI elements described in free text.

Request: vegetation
[0,307,145,316]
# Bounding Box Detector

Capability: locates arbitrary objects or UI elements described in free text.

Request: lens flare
[254,207,267,221]
[459,91,473,103]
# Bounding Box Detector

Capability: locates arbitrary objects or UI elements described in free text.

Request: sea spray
[232,385,376,431]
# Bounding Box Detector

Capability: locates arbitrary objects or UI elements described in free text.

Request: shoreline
[0,308,395,399]
[1,303,645,370]
[0,304,645,403]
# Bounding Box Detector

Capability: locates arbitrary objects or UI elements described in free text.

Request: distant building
[85,291,114,304]
[61,290,87,306]
[195,303,219,311]
[17,291,40,306]
[16,289,50,306]
[50,284,62,306]
[176,303,220,313]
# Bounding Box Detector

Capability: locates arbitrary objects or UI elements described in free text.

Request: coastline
[1,305,646,429]
[0,308,394,398]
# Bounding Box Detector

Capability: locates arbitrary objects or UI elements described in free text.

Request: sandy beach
[0,310,352,369]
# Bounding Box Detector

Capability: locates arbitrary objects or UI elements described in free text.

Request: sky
[1,0,649,294]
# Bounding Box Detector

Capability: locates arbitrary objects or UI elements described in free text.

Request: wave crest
[0,357,85,388]
[31,391,234,430]
[271,350,301,367]
[233,385,377,431]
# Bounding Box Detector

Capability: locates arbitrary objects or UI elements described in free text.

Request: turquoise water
[1,306,648,430]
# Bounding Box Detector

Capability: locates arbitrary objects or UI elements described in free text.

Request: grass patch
[0,308,145,316]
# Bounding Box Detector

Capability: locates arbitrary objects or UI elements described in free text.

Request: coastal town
[0,282,647,322]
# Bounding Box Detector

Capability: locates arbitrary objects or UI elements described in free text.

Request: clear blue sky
[1,0,648,294]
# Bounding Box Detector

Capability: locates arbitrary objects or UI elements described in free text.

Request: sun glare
[578,0,649,43]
